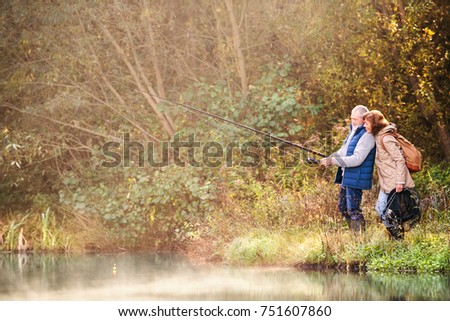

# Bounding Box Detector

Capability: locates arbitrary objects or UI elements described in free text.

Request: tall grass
[0,208,73,252]
[3,213,30,251]
[214,163,450,273]
[222,226,449,273]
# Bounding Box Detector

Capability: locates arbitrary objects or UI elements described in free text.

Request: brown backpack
[380,130,422,173]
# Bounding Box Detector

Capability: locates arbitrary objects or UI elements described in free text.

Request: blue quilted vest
[334,125,375,190]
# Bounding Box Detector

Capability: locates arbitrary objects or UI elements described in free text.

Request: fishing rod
[137,90,326,161]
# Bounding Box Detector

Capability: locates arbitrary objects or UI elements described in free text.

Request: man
[320,105,376,233]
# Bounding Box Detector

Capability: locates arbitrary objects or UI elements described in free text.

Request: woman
[362,110,415,239]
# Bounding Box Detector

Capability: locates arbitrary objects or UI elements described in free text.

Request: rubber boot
[386,226,404,240]
[350,219,366,234]
[345,217,351,228]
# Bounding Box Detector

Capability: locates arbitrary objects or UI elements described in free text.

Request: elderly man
[320,105,376,233]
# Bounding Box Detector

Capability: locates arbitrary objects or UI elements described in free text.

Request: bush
[413,163,450,225]
[58,165,218,248]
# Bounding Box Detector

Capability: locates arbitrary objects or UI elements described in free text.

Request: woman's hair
[363,110,389,136]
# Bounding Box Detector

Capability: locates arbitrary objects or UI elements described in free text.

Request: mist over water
[0,253,449,300]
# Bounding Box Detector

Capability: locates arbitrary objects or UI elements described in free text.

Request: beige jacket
[375,124,414,193]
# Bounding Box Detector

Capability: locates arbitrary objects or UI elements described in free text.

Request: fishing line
[137,90,326,164]
[172,97,318,166]
[162,97,316,166]
[197,115,305,167]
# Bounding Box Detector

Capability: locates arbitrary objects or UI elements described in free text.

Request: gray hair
[352,105,369,118]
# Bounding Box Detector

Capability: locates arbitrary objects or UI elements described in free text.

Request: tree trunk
[397,0,406,27]
[142,1,166,98]
[225,0,248,99]
[436,115,450,161]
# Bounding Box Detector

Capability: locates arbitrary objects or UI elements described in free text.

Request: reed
[0,209,74,252]
[3,213,30,251]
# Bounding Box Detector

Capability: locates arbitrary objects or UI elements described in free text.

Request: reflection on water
[0,253,449,300]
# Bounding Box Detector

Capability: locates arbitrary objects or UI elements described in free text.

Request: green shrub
[366,235,450,273]
[58,165,218,248]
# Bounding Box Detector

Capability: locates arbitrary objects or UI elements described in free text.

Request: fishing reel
[306,157,320,165]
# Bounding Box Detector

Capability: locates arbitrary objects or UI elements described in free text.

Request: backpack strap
[379,129,398,151]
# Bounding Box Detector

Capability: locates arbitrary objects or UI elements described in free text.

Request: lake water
[0,253,449,300]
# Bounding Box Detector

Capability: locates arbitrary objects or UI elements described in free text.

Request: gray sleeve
[332,133,375,168]
[333,145,345,158]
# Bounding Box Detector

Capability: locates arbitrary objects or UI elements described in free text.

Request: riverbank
[199,228,450,273]
[182,221,450,273]
[1,165,449,273]
[1,211,449,274]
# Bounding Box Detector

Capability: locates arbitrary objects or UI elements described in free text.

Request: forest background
[1,0,449,272]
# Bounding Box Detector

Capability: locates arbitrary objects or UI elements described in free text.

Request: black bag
[385,188,421,227]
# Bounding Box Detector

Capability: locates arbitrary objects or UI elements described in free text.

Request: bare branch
[87,9,175,137]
